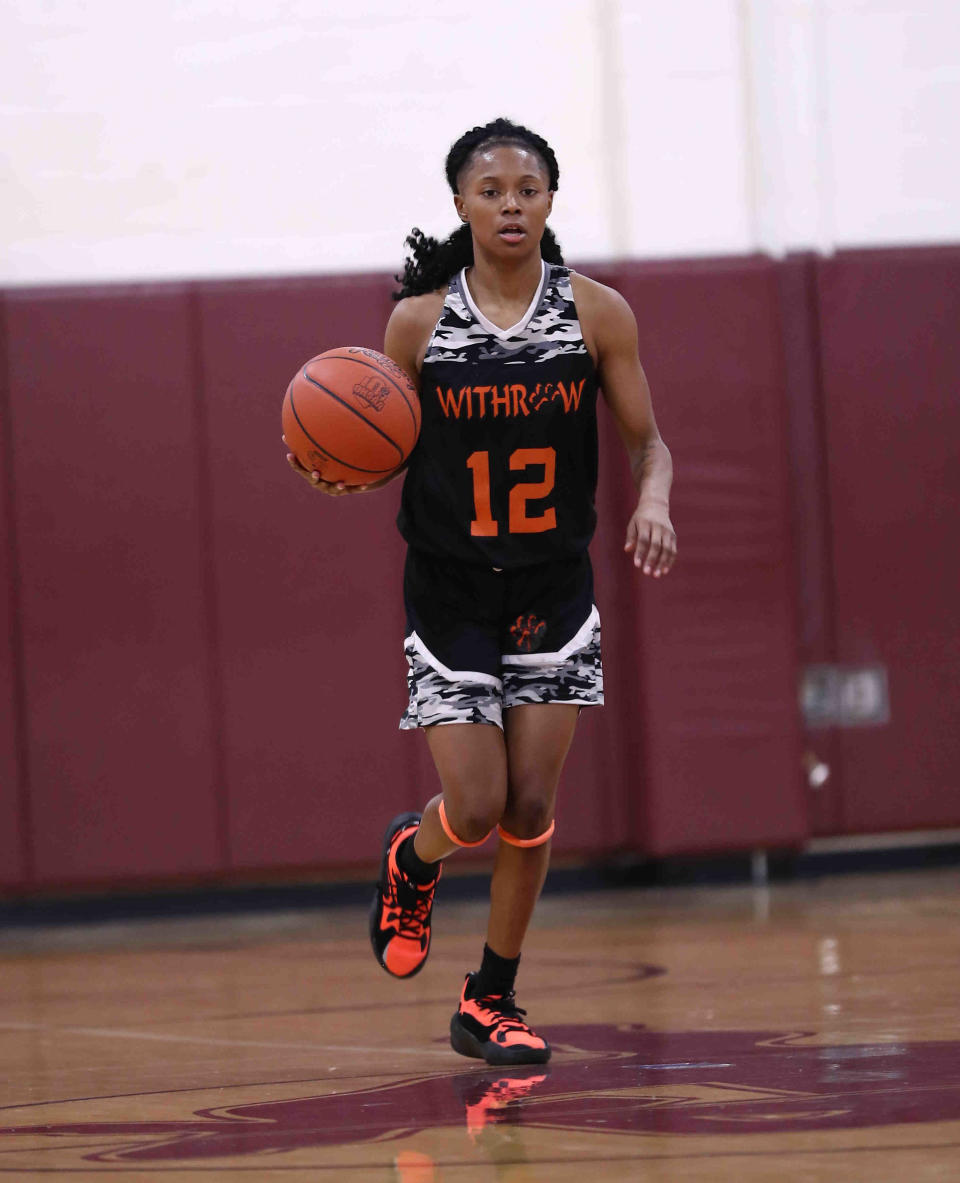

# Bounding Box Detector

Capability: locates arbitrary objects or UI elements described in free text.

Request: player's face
[454,145,554,259]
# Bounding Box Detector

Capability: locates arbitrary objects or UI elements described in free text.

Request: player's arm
[363,291,445,487]
[383,292,442,386]
[575,275,676,577]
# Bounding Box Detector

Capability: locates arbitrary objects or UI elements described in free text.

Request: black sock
[475,943,520,998]
[397,834,439,885]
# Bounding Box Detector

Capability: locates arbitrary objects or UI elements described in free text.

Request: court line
[123,961,667,1026]
[0,1063,489,1116]
[0,1021,452,1058]
[1,1141,959,1172]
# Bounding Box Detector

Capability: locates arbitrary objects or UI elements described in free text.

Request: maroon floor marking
[2,1025,959,1164]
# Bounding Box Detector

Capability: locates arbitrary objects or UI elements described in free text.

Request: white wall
[744,0,960,254]
[1,0,958,285]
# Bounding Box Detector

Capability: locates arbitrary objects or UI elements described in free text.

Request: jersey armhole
[414,289,451,370]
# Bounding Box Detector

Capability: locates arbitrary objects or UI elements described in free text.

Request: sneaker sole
[369,811,426,979]
[449,1013,551,1065]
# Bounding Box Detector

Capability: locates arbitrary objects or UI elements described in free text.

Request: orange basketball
[282,347,421,485]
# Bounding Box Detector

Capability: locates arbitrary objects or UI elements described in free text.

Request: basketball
[282,347,421,485]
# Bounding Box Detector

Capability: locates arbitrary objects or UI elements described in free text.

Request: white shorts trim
[500,604,601,666]
[404,631,503,690]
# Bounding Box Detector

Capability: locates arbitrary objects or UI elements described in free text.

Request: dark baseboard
[1,841,957,930]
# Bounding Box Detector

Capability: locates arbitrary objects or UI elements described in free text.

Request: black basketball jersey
[397,263,600,569]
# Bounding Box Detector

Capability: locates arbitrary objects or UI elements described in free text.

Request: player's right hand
[283,437,368,496]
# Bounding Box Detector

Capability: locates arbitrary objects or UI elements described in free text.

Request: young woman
[286,118,676,1066]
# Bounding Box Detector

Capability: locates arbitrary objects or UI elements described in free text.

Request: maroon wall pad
[0,299,28,886]
[5,287,221,883]
[617,258,806,855]
[776,255,845,835]
[550,264,640,858]
[195,275,416,871]
[5,244,958,890]
[541,389,640,857]
[817,248,960,831]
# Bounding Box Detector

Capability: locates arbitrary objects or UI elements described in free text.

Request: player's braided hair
[393,117,564,300]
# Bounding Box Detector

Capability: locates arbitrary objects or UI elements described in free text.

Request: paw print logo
[510,613,547,653]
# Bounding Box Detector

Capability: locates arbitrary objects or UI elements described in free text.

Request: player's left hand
[283,435,371,496]
[624,500,676,577]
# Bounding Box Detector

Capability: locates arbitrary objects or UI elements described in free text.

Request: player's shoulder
[385,288,447,375]
[568,270,637,354]
[388,288,446,335]
[568,270,633,322]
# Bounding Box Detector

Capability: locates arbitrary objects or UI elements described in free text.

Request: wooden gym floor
[1,866,958,1181]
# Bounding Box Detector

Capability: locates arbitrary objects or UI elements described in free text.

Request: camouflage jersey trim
[423,263,590,368]
[404,631,503,690]
[500,605,601,667]
[458,260,548,341]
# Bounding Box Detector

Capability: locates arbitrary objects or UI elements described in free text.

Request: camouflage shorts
[400,608,603,730]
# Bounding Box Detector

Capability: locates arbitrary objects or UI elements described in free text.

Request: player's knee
[501,795,554,841]
[445,801,502,845]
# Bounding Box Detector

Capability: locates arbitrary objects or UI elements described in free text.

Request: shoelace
[384,871,437,939]
[394,886,434,939]
[474,990,531,1032]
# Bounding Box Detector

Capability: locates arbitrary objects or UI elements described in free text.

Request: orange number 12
[467,448,557,537]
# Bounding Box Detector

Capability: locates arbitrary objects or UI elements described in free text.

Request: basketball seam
[301,369,407,463]
[319,352,420,434]
[288,387,398,475]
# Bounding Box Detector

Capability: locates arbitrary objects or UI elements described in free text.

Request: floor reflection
[2,1024,959,1167]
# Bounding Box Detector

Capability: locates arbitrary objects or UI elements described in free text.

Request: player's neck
[465,253,544,321]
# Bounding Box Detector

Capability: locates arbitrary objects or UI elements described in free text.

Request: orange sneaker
[370,813,440,979]
[462,1069,549,1139]
[450,973,551,1065]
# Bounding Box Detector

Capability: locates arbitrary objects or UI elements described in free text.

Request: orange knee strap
[438,799,491,848]
[497,819,555,848]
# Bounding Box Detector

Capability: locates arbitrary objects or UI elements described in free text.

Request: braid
[393,224,474,301]
[393,117,564,301]
[444,117,560,195]
[539,226,564,266]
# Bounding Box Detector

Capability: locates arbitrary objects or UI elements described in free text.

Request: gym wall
[3,245,959,892]
[3,1,959,889]
[4,1,960,286]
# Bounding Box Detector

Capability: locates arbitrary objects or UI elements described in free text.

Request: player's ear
[453,194,467,223]
[545,192,554,217]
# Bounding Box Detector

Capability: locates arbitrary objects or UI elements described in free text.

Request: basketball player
[286,118,675,1065]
